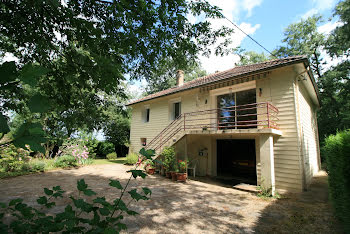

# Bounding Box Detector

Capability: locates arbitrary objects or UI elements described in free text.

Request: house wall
[296,80,320,188]
[129,88,209,154]
[256,66,303,191]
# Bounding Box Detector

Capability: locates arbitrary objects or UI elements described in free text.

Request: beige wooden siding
[256,66,303,191]
[297,82,319,187]
[129,89,200,154]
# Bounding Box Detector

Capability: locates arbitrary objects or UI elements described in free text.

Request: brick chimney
[176,70,184,87]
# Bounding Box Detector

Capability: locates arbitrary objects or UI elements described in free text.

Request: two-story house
[127,55,321,193]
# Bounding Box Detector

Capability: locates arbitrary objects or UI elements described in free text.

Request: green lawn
[91,158,127,165]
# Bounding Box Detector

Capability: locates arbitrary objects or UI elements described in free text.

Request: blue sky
[239,0,339,53]
[194,0,340,73]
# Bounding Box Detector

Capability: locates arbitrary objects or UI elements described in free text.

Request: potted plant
[171,164,178,181]
[161,146,176,179]
[176,159,188,182]
[144,159,155,175]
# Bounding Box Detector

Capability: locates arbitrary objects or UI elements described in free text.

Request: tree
[0,0,233,146]
[235,51,271,66]
[145,60,207,95]
[327,0,350,57]
[274,15,326,79]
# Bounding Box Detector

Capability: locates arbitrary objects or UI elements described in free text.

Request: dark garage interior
[217,139,257,185]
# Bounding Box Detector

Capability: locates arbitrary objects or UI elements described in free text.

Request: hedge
[323,130,350,232]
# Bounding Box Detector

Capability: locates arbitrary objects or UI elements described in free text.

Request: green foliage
[275,15,325,79]
[106,152,117,161]
[54,155,77,168]
[323,130,350,232]
[28,160,45,172]
[125,153,139,165]
[0,175,151,233]
[161,146,176,171]
[97,141,115,158]
[144,159,155,169]
[145,60,208,95]
[236,50,272,66]
[327,0,350,57]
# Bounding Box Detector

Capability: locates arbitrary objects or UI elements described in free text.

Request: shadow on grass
[92,158,127,165]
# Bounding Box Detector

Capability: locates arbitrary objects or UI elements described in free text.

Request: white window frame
[168,97,182,121]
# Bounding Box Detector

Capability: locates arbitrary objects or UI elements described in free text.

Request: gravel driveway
[0,164,340,233]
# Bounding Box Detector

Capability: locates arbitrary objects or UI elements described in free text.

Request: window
[145,108,150,122]
[174,102,181,119]
[143,106,150,123]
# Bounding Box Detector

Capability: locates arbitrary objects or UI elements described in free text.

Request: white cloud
[318,21,342,34]
[302,0,337,19]
[195,0,262,73]
[242,0,263,17]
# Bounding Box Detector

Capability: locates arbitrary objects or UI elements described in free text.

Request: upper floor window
[143,105,150,123]
[174,102,181,119]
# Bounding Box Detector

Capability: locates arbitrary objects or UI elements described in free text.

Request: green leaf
[9,198,23,206]
[127,170,147,179]
[37,196,48,205]
[93,197,109,206]
[0,61,17,84]
[0,113,10,134]
[103,227,117,234]
[99,207,110,216]
[45,202,56,208]
[83,189,96,196]
[128,189,149,201]
[53,186,62,191]
[13,122,46,153]
[70,197,93,213]
[142,187,152,196]
[139,148,155,159]
[109,179,123,189]
[28,94,51,113]
[0,202,6,208]
[116,222,127,230]
[126,210,139,216]
[77,179,88,191]
[114,199,127,211]
[44,188,53,196]
[19,63,49,86]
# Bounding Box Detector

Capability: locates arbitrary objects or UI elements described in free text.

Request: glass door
[217,89,257,129]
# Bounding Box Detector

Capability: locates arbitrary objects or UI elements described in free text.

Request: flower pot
[160,166,165,176]
[171,172,177,181]
[166,171,172,178]
[176,172,187,182]
[147,168,155,175]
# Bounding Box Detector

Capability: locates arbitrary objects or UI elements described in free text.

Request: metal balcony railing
[146,102,279,152]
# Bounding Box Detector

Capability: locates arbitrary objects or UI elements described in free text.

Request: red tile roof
[128,55,310,106]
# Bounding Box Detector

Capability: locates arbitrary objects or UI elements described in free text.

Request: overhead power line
[222,14,278,58]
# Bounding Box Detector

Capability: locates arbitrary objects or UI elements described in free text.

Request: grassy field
[91,158,127,165]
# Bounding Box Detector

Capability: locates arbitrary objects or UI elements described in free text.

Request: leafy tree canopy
[0,0,233,143]
[235,50,272,66]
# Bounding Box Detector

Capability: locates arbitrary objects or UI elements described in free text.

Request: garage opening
[217,139,257,185]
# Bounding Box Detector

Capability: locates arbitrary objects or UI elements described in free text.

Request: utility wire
[222,14,278,58]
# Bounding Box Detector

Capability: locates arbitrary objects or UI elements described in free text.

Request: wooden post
[183,114,186,130]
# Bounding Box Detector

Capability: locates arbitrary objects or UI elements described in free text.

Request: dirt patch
[0,166,340,233]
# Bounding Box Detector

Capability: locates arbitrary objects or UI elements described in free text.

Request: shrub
[161,146,176,171]
[126,153,139,165]
[323,130,350,232]
[106,152,117,160]
[29,161,45,172]
[96,141,115,158]
[58,138,90,164]
[54,155,78,168]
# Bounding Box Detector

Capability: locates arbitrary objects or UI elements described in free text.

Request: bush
[54,155,78,168]
[106,152,117,160]
[29,161,45,172]
[126,153,139,165]
[161,146,176,171]
[96,141,115,158]
[323,130,350,232]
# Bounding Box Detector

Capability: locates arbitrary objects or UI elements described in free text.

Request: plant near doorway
[176,160,189,182]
